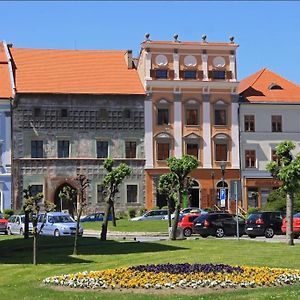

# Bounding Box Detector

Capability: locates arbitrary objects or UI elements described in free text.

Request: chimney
[124,50,133,69]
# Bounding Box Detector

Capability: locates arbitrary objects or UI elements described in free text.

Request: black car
[193,212,245,238]
[245,211,285,238]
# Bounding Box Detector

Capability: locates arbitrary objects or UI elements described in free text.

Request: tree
[166,155,198,240]
[23,186,55,265]
[100,159,132,241]
[73,174,90,255]
[158,173,178,227]
[266,141,300,245]
[58,185,77,217]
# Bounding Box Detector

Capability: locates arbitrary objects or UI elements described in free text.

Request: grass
[0,235,299,300]
[82,219,169,232]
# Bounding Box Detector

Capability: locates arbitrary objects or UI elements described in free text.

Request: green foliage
[3,208,14,219]
[128,208,136,218]
[247,207,261,216]
[139,207,147,216]
[116,210,128,219]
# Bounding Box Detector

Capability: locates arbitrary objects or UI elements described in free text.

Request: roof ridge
[249,68,267,88]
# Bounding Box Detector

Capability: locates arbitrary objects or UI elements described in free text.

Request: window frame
[186,143,199,159]
[157,142,170,161]
[31,140,44,158]
[57,140,70,158]
[126,184,139,203]
[245,149,256,168]
[244,115,255,132]
[214,101,228,126]
[125,141,137,159]
[157,108,169,125]
[271,115,282,132]
[96,140,109,158]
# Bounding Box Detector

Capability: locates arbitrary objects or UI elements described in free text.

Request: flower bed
[43,263,300,290]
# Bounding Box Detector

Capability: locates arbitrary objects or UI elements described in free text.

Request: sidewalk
[84,229,168,237]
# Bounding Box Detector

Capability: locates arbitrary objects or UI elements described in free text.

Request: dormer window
[268,83,283,90]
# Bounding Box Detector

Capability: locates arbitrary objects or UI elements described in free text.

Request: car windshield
[51,215,74,223]
[247,213,262,221]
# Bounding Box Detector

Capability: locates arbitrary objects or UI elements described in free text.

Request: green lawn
[82,219,169,232]
[0,235,299,300]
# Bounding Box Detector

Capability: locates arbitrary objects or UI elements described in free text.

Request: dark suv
[193,212,245,238]
[245,211,285,238]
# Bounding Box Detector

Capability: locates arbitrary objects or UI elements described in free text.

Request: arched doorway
[188,180,200,207]
[216,180,229,209]
[54,183,77,217]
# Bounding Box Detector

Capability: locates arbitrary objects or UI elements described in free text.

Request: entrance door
[189,181,200,207]
[54,184,77,217]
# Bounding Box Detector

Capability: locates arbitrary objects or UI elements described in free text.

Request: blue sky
[0,1,299,84]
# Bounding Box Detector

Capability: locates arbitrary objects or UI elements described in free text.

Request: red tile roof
[239,68,300,103]
[9,47,145,95]
[0,42,13,98]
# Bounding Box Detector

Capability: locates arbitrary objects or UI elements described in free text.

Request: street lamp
[211,171,215,207]
[220,161,226,210]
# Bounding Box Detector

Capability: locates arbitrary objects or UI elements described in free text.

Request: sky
[0,1,299,84]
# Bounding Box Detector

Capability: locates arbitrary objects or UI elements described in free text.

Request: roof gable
[0,42,13,99]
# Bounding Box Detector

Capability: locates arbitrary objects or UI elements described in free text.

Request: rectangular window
[245,150,256,168]
[214,109,227,126]
[127,185,138,203]
[212,70,226,80]
[186,109,199,125]
[61,109,68,118]
[187,143,199,159]
[58,140,70,158]
[157,143,170,160]
[33,107,41,117]
[97,141,108,158]
[244,115,255,132]
[31,141,43,158]
[30,185,43,196]
[157,108,169,125]
[97,184,105,203]
[155,69,168,79]
[215,144,227,161]
[184,70,197,79]
[272,115,282,132]
[125,141,136,158]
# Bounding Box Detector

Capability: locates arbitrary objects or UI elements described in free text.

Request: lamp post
[220,161,226,211]
[211,171,215,207]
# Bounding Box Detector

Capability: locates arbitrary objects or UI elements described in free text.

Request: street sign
[230,180,242,200]
[220,188,226,207]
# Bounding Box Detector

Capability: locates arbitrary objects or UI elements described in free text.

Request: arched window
[214,134,229,162]
[184,133,201,160]
[214,100,228,126]
[268,83,283,90]
[157,99,170,126]
[155,132,173,161]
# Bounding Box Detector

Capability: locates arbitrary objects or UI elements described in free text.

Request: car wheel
[20,228,23,235]
[200,234,208,238]
[183,227,192,237]
[248,234,256,239]
[264,227,274,238]
[54,229,60,237]
[215,227,225,238]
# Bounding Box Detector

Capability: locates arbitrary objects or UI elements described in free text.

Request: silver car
[7,215,33,235]
[131,209,169,221]
[38,212,83,237]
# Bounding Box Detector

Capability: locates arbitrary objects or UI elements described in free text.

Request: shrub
[116,210,128,220]
[3,209,14,220]
[247,207,261,217]
[128,208,136,218]
[139,207,147,216]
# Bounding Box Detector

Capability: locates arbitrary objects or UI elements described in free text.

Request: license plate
[247,228,253,231]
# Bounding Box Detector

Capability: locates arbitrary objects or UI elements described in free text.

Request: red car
[0,213,8,234]
[178,213,200,237]
[281,213,300,239]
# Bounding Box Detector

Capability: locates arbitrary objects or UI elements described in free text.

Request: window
[58,140,70,158]
[30,185,43,196]
[97,184,105,203]
[157,143,170,160]
[157,108,169,125]
[212,70,226,80]
[155,69,168,79]
[97,141,108,158]
[215,144,228,161]
[183,70,197,79]
[245,150,256,168]
[186,109,199,125]
[187,143,199,159]
[269,83,283,90]
[272,115,282,132]
[31,141,43,158]
[244,115,255,132]
[33,107,41,117]
[215,109,227,126]
[123,109,131,119]
[98,108,108,119]
[61,109,68,118]
[125,141,136,158]
[272,149,279,164]
[127,185,138,203]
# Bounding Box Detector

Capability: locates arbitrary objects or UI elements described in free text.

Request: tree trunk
[101,199,112,241]
[286,192,294,246]
[167,198,172,228]
[24,211,29,239]
[170,191,182,240]
[73,204,83,256]
[111,202,117,227]
[33,234,37,265]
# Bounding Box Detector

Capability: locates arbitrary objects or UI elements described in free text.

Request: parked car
[0,213,8,234]
[193,212,245,238]
[245,211,285,238]
[131,209,169,221]
[281,213,300,239]
[7,214,33,235]
[80,212,112,222]
[38,212,83,237]
[178,213,200,237]
[163,207,208,220]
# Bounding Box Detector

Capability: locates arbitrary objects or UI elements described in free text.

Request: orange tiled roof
[239,68,300,103]
[9,47,145,95]
[0,42,13,98]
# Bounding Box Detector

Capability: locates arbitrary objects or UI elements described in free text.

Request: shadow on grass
[0,236,186,265]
